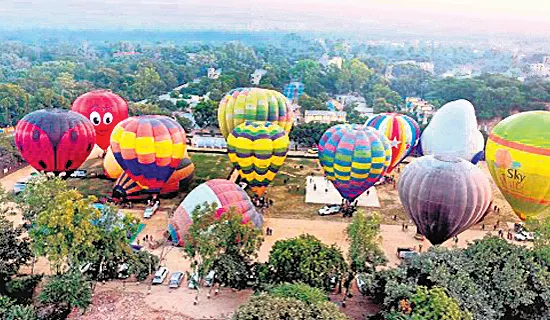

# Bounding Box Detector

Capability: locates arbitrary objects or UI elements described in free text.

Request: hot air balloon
[420,100,485,162]
[72,90,128,150]
[15,109,96,175]
[366,113,420,173]
[227,121,289,197]
[398,155,493,245]
[168,179,263,246]
[318,124,392,202]
[110,115,186,192]
[218,87,294,139]
[112,157,195,200]
[485,111,550,221]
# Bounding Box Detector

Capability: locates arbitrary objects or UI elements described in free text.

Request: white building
[250,69,267,85]
[207,68,222,79]
[304,111,347,124]
[441,65,473,79]
[319,54,343,69]
[405,97,435,125]
[335,94,373,117]
[529,57,550,79]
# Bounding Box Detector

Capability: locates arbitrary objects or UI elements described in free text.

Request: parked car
[117,263,129,279]
[188,272,200,289]
[318,205,341,216]
[515,231,534,242]
[204,270,215,287]
[169,272,185,288]
[70,169,87,178]
[307,147,318,154]
[397,247,419,260]
[144,202,160,218]
[13,181,27,194]
[152,267,169,285]
[356,273,368,295]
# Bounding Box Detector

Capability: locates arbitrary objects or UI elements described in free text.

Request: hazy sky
[1,0,550,35]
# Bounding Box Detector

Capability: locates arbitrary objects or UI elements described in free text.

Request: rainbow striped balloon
[227,121,289,196]
[366,113,420,173]
[486,111,550,220]
[110,115,186,191]
[319,124,391,202]
[218,88,294,139]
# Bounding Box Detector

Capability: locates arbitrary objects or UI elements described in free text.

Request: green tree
[233,293,349,320]
[4,304,36,320]
[131,66,165,100]
[39,271,92,316]
[175,115,194,133]
[347,212,387,274]
[386,287,471,320]
[17,176,67,221]
[0,84,30,126]
[260,234,348,291]
[29,184,101,272]
[192,100,218,128]
[183,203,263,293]
[268,283,328,304]
[128,102,170,116]
[289,122,337,147]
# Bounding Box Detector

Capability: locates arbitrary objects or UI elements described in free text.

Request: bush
[5,304,36,320]
[268,283,328,304]
[6,275,43,305]
[368,237,550,320]
[39,272,91,312]
[260,234,348,291]
[233,293,349,320]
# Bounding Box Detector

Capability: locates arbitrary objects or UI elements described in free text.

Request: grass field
[67,152,519,225]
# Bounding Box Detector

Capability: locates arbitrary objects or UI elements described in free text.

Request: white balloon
[421,99,484,161]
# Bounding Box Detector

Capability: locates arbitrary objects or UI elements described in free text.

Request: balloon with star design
[366,113,420,173]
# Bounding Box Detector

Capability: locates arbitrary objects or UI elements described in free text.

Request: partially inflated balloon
[227,121,289,196]
[72,90,128,150]
[15,109,95,174]
[318,124,391,202]
[168,179,263,246]
[420,100,484,162]
[398,155,492,245]
[110,115,186,192]
[366,113,420,173]
[218,88,293,139]
[485,111,550,220]
[112,156,194,199]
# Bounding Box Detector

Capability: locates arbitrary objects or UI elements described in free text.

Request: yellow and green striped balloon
[227,121,290,196]
[218,88,294,139]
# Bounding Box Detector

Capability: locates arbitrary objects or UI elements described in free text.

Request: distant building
[207,68,222,79]
[404,97,435,125]
[441,65,473,79]
[529,57,550,79]
[304,111,347,124]
[319,54,343,69]
[113,51,141,57]
[335,93,373,117]
[250,69,267,85]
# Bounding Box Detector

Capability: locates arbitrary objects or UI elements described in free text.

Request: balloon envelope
[227,121,289,196]
[421,99,484,162]
[218,87,293,139]
[110,115,186,192]
[318,124,391,202]
[366,113,420,173]
[485,111,550,220]
[112,156,194,200]
[168,179,262,246]
[103,147,123,179]
[398,155,493,245]
[15,109,95,174]
[72,90,128,150]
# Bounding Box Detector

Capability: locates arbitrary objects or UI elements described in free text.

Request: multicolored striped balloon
[485,111,550,221]
[366,113,420,173]
[218,87,294,139]
[318,124,391,202]
[168,179,263,246]
[112,157,194,200]
[110,115,186,192]
[227,121,290,196]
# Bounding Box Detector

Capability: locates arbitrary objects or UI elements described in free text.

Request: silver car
[169,272,184,288]
[152,267,169,285]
